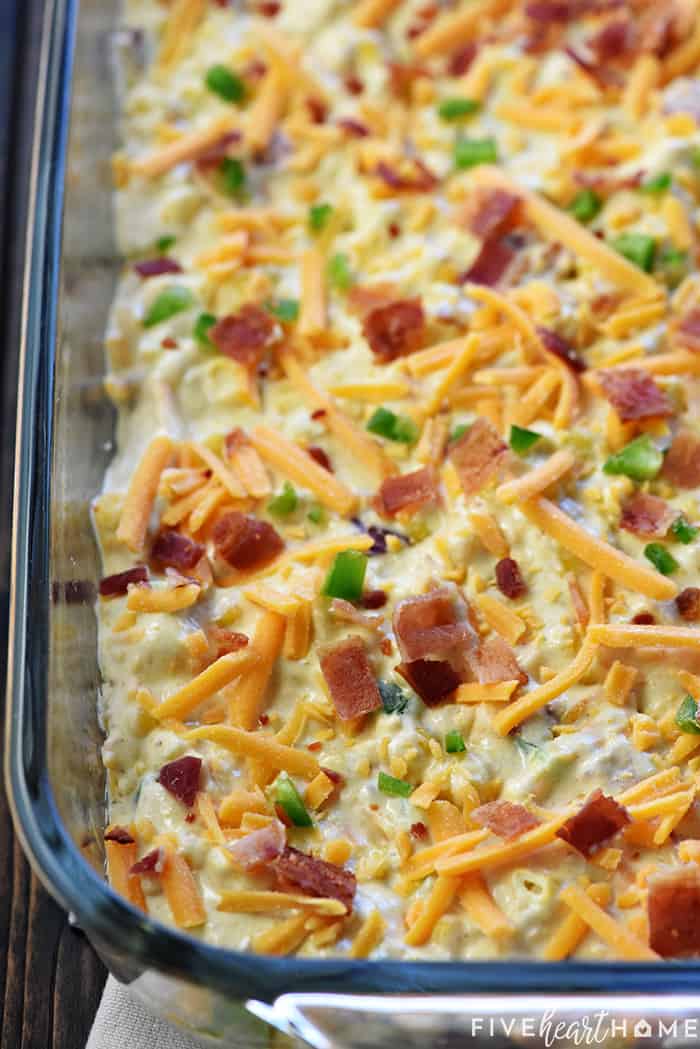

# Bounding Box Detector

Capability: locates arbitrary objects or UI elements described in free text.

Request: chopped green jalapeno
[378,772,413,798]
[143,285,194,327]
[205,65,246,103]
[670,516,698,544]
[309,202,333,233]
[327,252,353,290]
[509,424,541,455]
[367,407,418,444]
[438,97,480,121]
[602,434,663,481]
[450,423,469,443]
[455,137,498,169]
[378,680,409,715]
[612,233,656,272]
[644,543,679,576]
[267,482,298,516]
[676,695,700,735]
[307,504,325,525]
[274,773,312,826]
[568,189,601,223]
[641,172,671,194]
[267,298,299,323]
[445,730,466,753]
[193,312,216,346]
[220,157,246,196]
[322,549,367,601]
[156,234,176,253]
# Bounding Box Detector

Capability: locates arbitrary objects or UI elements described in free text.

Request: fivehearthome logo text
[469,1010,700,1044]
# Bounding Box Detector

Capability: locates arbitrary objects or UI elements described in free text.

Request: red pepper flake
[307,445,333,471]
[157,755,202,808]
[130,848,164,875]
[337,118,369,138]
[631,611,656,625]
[410,821,428,841]
[380,637,393,656]
[306,97,327,124]
[388,222,401,239]
[308,741,322,752]
[99,565,148,597]
[495,558,527,600]
[161,336,178,349]
[104,826,135,845]
[344,75,364,95]
[311,408,327,420]
[362,589,388,610]
[185,811,196,823]
[258,1,281,15]
[258,713,270,726]
[447,43,477,77]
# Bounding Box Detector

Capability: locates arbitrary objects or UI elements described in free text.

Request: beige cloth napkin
[86,977,210,1049]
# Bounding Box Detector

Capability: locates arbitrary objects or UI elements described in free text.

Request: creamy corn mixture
[96,0,700,961]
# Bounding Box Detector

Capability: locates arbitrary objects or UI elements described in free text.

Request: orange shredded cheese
[497,450,576,504]
[116,435,173,552]
[493,639,597,736]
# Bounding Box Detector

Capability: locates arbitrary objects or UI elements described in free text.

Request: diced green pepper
[194,311,216,346]
[378,771,413,798]
[690,146,700,169]
[274,773,313,826]
[658,248,688,289]
[454,137,498,169]
[602,434,663,482]
[327,252,353,291]
[143,285,194,327]
[307,504,326,525]
[568,189,601,224]
[366,407,418,444]
[267,298,299,323]
[438,97,480,121]
[445,730,466,753]
[205,65,246,103]
[220,157,246,197]
[308,202,333,233]
[322,549,367,601]
[267,481,298,517]
[156,234,176,254]
[676,694,700,735]
[670,515,698,544]
[612,233,656,273]
[509,424,541,455]
[641,172,672,194]
[450,423,469,443]
[378,680,409,715]
[644,543,679,576]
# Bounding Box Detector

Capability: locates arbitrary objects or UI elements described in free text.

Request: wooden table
[0,1,107,1044]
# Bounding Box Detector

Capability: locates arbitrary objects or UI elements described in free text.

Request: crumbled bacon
[677,587,700,621]
[662,430,700,489]
[556,788,630,856]
[375,159,438,194]
[130,848,165,875]
[337,117,370,138]
[362,589,388,610]
[213,511,284,572]
[461,189,522,241]
[104,826,135,845]
[495,558,527,600]
[227,820,286,871]
[648,868,700,956]
[410,821,428,840]
[272,846,356,911]
[374,466,438,517]
[472,801,540,840]
[305,97,327,124]
[631,611,656,625]
[396,658,462,705]
[674,307,700,353]
[307,445,333,471]
[525,0,574,19]
[134,258,182,278]
[362,298,425,362]
[319,636,382,720]
[536,326,587,373]
[393,589,475,663]
[207,626,249,657]
[157,756,202,808]
[459,239,515,287]
[194,131,243,170]
[588,18,635,63]
[348,282,400,319]
[99,565,148,597]
[597,368,673,422]
[449,417,508,498]
[447,43,477,76]
[619,493,677,538]
[473,637,527,685]
[344,74,364,95]
[151,530,205,572]
[209,304,276,373]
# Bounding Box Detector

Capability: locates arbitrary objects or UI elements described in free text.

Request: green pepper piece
[644,543,679,575]
[602,434,663,481]
[445,730,466,753]
[676,695,700,735]
[378,771,413,798]
[194,312,216,347]
[267,482,298,517]
[612,233,656,272]
[274,773,313,826]
[322,549,367,601]
[143,285,194,328]
[568,189,601,223]
[509,424,542,455]
[438,97,480,121]
[670,515,698,544]
[454,137,498,169]
[205,65,246,103]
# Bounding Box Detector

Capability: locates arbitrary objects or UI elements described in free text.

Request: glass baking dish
[5,0,700,1044]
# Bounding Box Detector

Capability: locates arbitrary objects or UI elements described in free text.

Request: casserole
[6,0,700,1044]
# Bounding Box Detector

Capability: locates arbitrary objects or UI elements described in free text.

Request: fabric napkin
[86,976,212,1049]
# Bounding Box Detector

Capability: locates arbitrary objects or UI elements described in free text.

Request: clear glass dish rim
[5,0,700,1004]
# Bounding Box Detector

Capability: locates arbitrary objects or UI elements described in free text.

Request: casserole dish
[6,0,700,1044]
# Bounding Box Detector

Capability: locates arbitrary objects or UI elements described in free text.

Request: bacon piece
[374,466,438,518]
[648,868,700,957]
[227,820,286,871]
[157,756,202,808]
[619,493,677,538]
[556,788,630,856]
[134,257,183,278]
[674,307,700,353]
[151,529,205,572]
[337,117,370,138]
[536,326,586,373]
[362,589,388,610]
[677,587,700,621]
[495,558,527,600]
[447,43,477,76]
[564,45,623,88]
[307,445,333,471]
[348,282,399,319]
[449,417,508,498]
[525,0,574,19]
[209,304,276,373]
[130,847,165,875]
[207,626,249,657]
[375,159,438,194]
[459,239,515,288]
[99,565,148,597]
[319,636,382,721]
[396,658,461,706]
[393,589,474,663]
[461,189,521,241]
[597,368,673,422]
[362,298,425,362]
[272,846,356,911]
[194,130,243,171]
[410,821,428,840]
[473,636,527,685]
[213,511,284,572]
[104,826,135,845]
[662,430,700,489]
[472,801,540,840]
[588,18,635,63]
